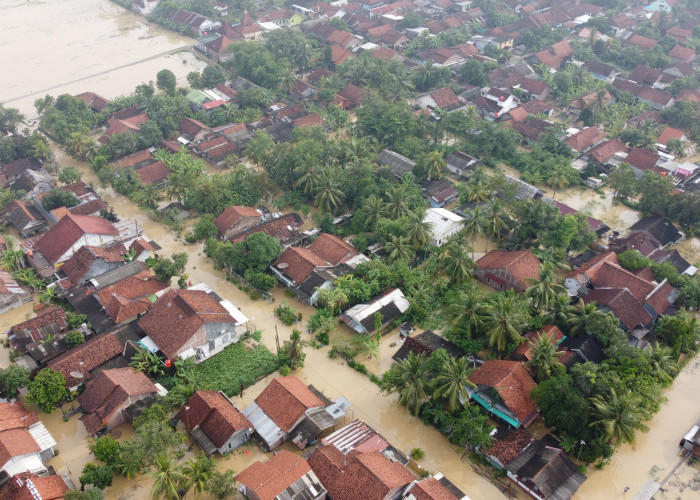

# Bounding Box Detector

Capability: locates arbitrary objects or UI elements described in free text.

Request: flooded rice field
[0,0,206,119]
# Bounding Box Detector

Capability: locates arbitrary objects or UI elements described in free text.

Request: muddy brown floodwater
[0,0,207,119]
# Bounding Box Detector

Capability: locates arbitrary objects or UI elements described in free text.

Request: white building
[423,208,464,247]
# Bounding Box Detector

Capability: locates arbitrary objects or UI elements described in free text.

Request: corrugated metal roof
[243,402,284,448]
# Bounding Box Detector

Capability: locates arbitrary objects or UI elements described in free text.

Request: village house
[229,212,304,248]
[681,420,700,460]
[511,325,565,363]
[41,181,109,221]
[566,127,607,154]
[178,390,253,456]
[0,199,47,237]
[0,471,68,500]
[468,360,539,428]
[0,402,57,477]
[98,114,150,145]
[236,450,327,500]
[421,179,459,208]
[393,330,466,362]
[423,207,464,246]
[625,147,662,178]
[169,9,221,36]
[178,117,212,142]
[7,306,68,354]
[243,375,349,451]
[340,288,411,335]
[213,205,263,241]
[0,158,35,187]
[415,87,464,114]
[446,151,479,178]
[93,269,169,324]
[474,249,541,293]
[0,271,32,314]
[378,149,416,180]
[78,367,162,435]
[74,91,110,113]
[531,40,573,70]
[138,286,248,363]
[585,60,618,82]
[54,243,127,292]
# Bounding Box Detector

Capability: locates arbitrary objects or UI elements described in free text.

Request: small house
[0,471,68,499]
[378,149,416,180]
[0,271,31,314]
[446,151,479,178]
[475,250,541,293]
[0,402,58,477]
[78,367,161,435]
[236,450,327,500]
[340,288,410,335]
[178,390,253,455]
[54,243,127,292]
[511,325,564,362]
[0,199,47,237]
[423,207,464,246]
[93,269,169,324]
[213,205,263,241]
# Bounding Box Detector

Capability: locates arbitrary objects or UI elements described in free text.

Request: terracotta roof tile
[178,390,251,447]
[275,246,331,284]
[584,288,653,330]
[627,34,657,50]
[588,138,627,163]
[135,161,171,186]
[0,428,41,470]
[429,87,461,109]
[0,472,68,500]
[231,213,303,245]
[669,44,695,62]
[0,402,38,432]
[469,360,538,423]
[308,233,360,266]
[339,83,365,106]
[179,117,211,137]
[476,250,541,289]
[626,147,660,171]
[59,244,126,287]
[567,127,606,152]
[96,270,168,323]
[236,450,314,500]
[48,330,123,388]
[213,205,261,235]
[34,214,118,265]
[657,126,685,146]
[535,40,573,69]
[9,306,68,349]
[138,289,235,360]
[646,281,674,315]
[294,113,323,128]
[254,376,324,433]
[512,325,563,360]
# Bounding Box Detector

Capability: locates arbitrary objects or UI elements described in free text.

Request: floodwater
[0,0,207,119]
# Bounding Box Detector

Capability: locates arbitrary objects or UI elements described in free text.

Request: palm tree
[483,292,529,354]
[150,454,186,500]
[547,167,571,200]
[1,249,25,272]
[589,388,650,447]
[462,206,487,259]
[567,300,598,336]
[134,185,162,210]
[544,292,574,325]
[12,269,44,291]
[116,454,142,479]
[423,151,446,180]
[392,352,429,415]
[405,211,432,249]
[38,286,57,305]
[586,89,609,124]
[384,186,410,219]
[294,164,323,196]
[385,235,415,263]
[445,283,485,340]
[524,265,565,314]
[646,342,678,385]
[432,357,476,412]
[314,173,345,212]
[483,200,508,251]
[182,452,214,497]
[278,66,297,94]
[465,183,489,203]
[526,333,565,381]
[362,194,386,230]
[441,243,473,283]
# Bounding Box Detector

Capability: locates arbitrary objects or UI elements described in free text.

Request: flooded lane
[0,0,206,118]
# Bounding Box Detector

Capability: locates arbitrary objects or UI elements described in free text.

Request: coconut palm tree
[441,242,474,283]
[12,269,44,291]
[546,166,571,200]
[384,186,411,219]
[278,66,297,94]
[445,283,485,340]
[544,292,574,326]
[465,183,489,203]
[150,454,186,500]
[462,206,487,259]
[392,352,429,415]
[423,151,446,180]
[586,89,609,124]
[589,388,650,447]
[116,454,142,480]
[294,164,323,196]
[432,357,476,412]
[0,248,25,272]
[182,452,214,497]
[405,211,432,249]
[385,235,415,263]
[567,300,599,336]
[524,265,566,314]
[526,333,565,381]
[646,342,678,385]
[314,173,345,212]
[483,200,508,251]
[483,292,529,354]
[362,194,386,230]
[134,185,162,210]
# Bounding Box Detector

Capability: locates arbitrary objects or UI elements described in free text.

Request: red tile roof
[114,149,153,169]
[567,251,618,282]
[74,91,110,112]
[138,289,235,359]
[230,213,302,244]
[254,376,324,433]
[429,87,461,109]
[179,117,211,137]
[215,83,237,99]
[0,472,68,500]
[0,402,38,432]
[59,244,126,287]
[588,138,627,163]
[646,281,674,315]
[294,113,323,128]
[567,127,606,152]
[512,325,563,360]
[213,205,261,235]
[308,446,414,500]
[339,83,365,106]
[331,45,353,65]
[275,246,331,284]
[669,44,695,62]
[9,306,67,347]
[78,367,158,433]
[584,288,653,330]
[136,161,171,186]
[485,428,532,465]
[476,250,541,289]
[178,390,251,447]
[0,428,40,471]
[535,40,573,69]
[409,478,461,500]
[96,270,168,323]
[328,29,356,46]
[657,126,685,146]
[47,330,123,388]
[627,34,657,50]
[34,214,118,265]
[469,360,538,424]
[236,450,314,500]
[636,87,673,106]
[626,147,660,171]
[308,233,360,266]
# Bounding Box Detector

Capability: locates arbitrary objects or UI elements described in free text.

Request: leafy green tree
[206,469,237,499]
[156,69,177,93]
[150,454,186,500]
[90,436,120,466]
[546,166,571,200]
[459,60,488,86]
[531,374,590,439]
[66,330,85,348]
[13,268,45,290]
[432,357,475,412]
[26,369,67,413]
[0,105,25,134]
[65,488,104,500]
[201,65,225,88]
[608,163,637,199]
[526,333,565,381]
[149,252,188,283]
[186,214,218,243]
[0,365,30,398]
[41,188,81,210]
[79,462,113,491]
[637,170,674,215]
[58,166,83,184]
[646,342,678,385]
[656,310,700,357]
[383,352,429,415]
[483,292,529,354]
[1,248,25,272]
[405,212,432,249]
[589,388,650,446]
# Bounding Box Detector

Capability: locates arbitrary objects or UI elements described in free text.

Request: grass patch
[192,343,279,396]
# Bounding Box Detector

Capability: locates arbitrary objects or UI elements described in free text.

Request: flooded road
[0,0,206,118]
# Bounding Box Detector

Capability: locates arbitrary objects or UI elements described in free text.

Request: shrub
[411,448,425,459]
[330,338,364,360]
[279,365,291,376]
[66,330,85,348]
[316,331,329,345]
[67,313,88,329]
[274,304,297,326]
[347,360,368,374]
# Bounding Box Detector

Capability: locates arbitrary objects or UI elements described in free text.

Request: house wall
[0,290,32,315]
[239,485,262,500]
[474,268,522,292]
[223,215,262,241]
[217,428,252,454]
[177,323,240,363]
[56,234,118,265]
